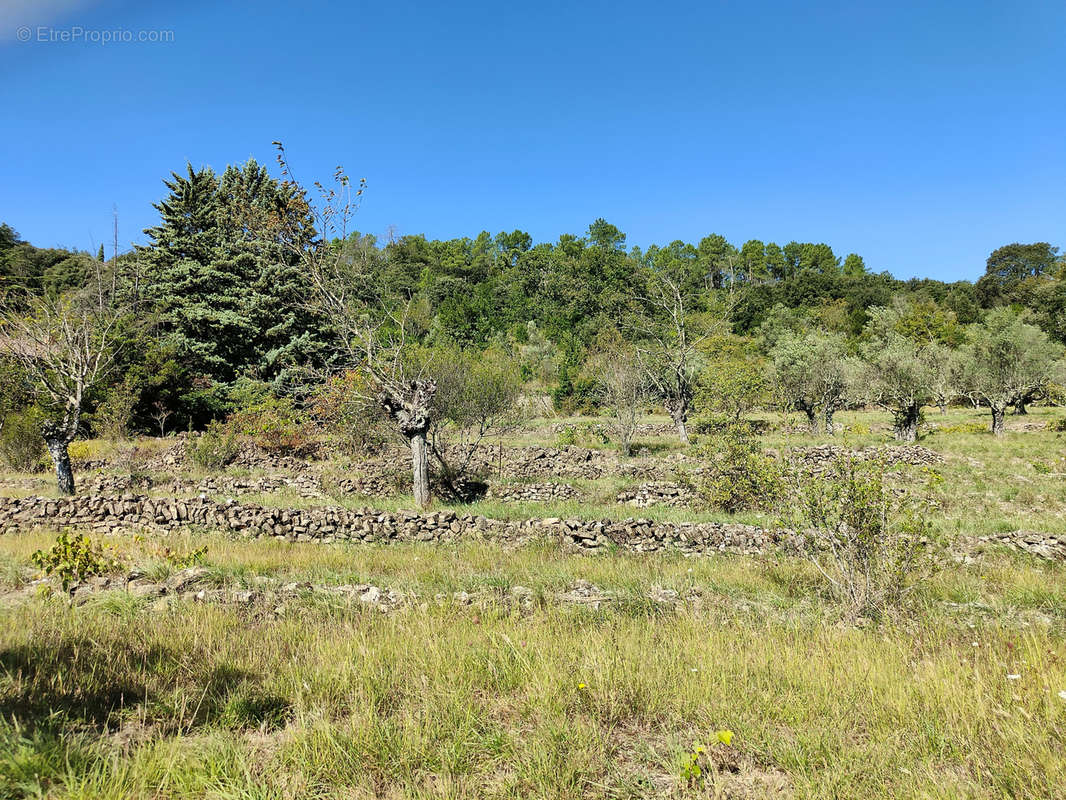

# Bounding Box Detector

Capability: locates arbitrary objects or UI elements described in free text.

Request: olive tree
[860,332,938,442]
[420,346,523,499]
[769,331,855,434]
[588,344,647,457]
[630,270,727,443]
[0,288,126,494]
[956,308,1061,435]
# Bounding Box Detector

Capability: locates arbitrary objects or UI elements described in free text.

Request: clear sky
[1,0,1063,281]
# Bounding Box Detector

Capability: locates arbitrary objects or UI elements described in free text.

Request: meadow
[0,406,1064,799]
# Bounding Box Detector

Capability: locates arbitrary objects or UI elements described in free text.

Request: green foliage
[785,457,940,619]
[935,421,987,434]
[31,531,122,591]
[226,379,314,456]
[0,411,46,472]
[955,307,1061,431]
[695,338,768,421]
[312,370,391,456]
[691,422,784,512]
[187,420,239,469]
[93,380,138,441]
[555,425,577,447]
[162,545,208,568]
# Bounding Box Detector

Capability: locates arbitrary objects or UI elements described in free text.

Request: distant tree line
[0,155,1063,498]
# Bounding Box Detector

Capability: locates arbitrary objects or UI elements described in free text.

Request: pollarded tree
[956,308,1062,435]
[769,331,855,434]
[0,283,128,493]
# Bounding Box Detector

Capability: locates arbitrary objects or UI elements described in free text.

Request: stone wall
[0,494,789,557]
[2,493,1061,561]
[487,482,583,503]
[789,444,943,472]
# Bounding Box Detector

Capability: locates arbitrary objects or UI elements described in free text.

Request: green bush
[0,411,46,472]
[310,371,389,456]
[93,380,138,441]
[227,379,316,456]
[31,530,122,591]
[187,421,239,469]
[690,422,784,512]
[556,425,577,447]
[784,456,940,619]
[1045,418,1066,433]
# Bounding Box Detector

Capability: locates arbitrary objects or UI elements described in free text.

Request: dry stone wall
[0,494,791,557]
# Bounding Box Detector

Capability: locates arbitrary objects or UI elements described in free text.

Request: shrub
[1046,418,1066,433]
[690,422,784,512]
[0,411,46,472]
[67,440,99,466]
[227,380,316,457]
[188,421,239,469]
[935,421,987,435]
[31,530,122,591]
[783,456,939,619]
[311,371,391,456]
[93,380,138,441]
[556,425,577,447]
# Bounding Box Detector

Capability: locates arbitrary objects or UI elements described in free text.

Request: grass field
[1,405,1065,798]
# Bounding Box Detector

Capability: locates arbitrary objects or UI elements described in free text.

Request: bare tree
[0,287,127,494]
[150,398,173,438]
[629,270,727,444]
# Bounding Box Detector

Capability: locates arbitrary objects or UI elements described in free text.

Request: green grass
[1,407,1065,798]
[1,531,1065,799]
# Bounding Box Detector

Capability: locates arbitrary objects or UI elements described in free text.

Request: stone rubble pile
[615,482,697,508]
[974,530,1066,561]
[790,444,944,472]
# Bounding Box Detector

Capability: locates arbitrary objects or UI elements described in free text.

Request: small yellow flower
[694,745,706,754]
[715,730,734,746]
[577,683,587,690]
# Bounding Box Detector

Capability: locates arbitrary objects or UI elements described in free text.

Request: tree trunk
[991,405,1006,436]
[823,407,836,435]
[410,431,431,508]
[894,405,920,442]
[666,398,689,444]
[804,407,818,434]
[379,378,438,510]
[1014,399,1028,415]
[675,417,688,445]
[45,437,75,495]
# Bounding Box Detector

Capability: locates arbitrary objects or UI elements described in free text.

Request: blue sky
[1,0,1063,281]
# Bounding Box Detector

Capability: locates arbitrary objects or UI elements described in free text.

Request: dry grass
[1,406,1065,798]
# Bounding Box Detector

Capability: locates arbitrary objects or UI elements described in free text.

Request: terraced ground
[0,406,1064,799]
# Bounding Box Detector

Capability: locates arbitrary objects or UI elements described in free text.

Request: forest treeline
[0,156,1063,498]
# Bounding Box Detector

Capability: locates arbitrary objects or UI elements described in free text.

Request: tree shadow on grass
[0,636,283,733]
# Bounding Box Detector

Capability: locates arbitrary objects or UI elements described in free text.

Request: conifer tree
[141,164,255,383]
